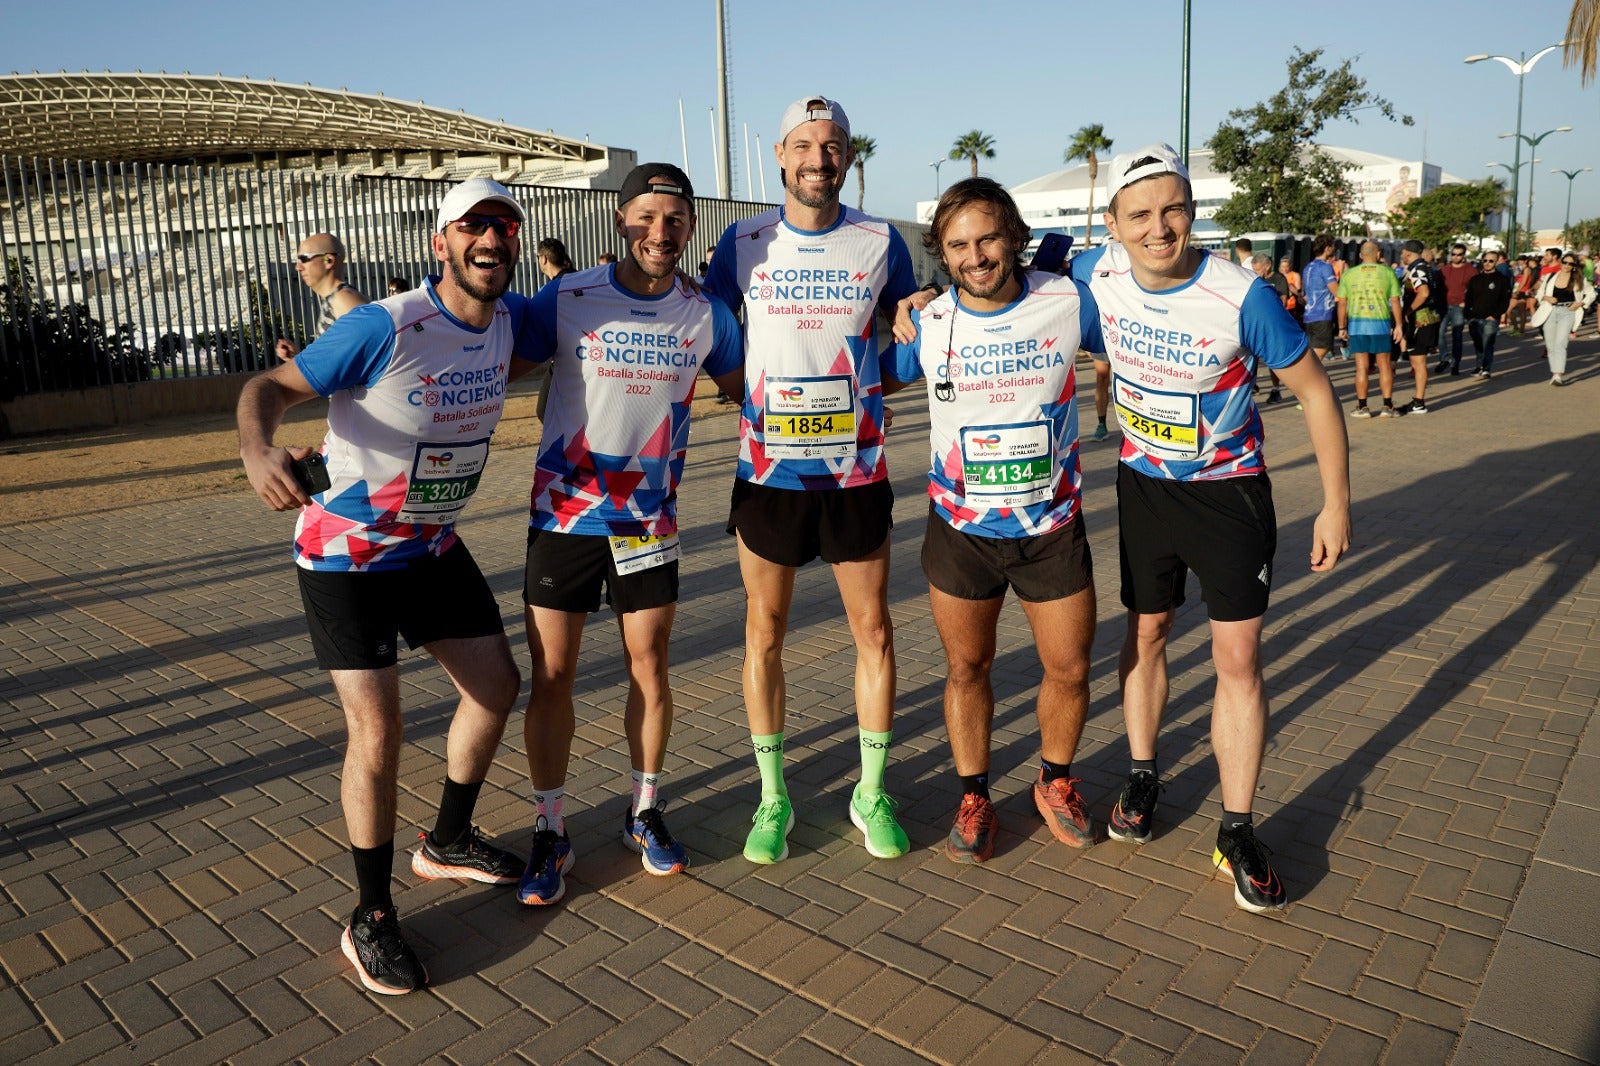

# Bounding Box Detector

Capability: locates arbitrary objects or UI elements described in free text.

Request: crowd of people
[234,89,1594,999]
[1266,237,1595,407]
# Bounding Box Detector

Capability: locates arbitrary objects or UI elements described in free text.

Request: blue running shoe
[517,824,574,906]
[624,806,689,875]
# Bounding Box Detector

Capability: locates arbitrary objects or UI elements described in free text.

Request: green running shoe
[849,785,909,858]
[743,795,794,864]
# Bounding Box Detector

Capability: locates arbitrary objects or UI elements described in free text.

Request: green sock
[752,733,787,799]
[858,729,892,797]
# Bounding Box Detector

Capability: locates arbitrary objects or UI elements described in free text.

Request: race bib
[1112,375,1200,460]
[398,438,490,524]
[960,420,1053,508]
[763,375,857,460]
[608,532,681,576]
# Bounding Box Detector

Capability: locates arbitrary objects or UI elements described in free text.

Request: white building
[918,147,1482,251]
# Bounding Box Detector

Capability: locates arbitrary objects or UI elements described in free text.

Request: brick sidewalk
[2,331,1596,1064]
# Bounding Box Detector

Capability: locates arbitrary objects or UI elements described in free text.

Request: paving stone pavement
[1,331,1597,1065]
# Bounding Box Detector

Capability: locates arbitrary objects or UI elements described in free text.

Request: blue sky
[5,1,1596,230]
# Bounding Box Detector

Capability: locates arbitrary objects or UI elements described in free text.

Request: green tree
[850,135,877,210]
[949,130,996,178]
[1388,180,1506,252]
[1566,216,1600,253]
[1207,47,1412,235]
[1,254,147,401]
[1063,124,1113,246]
[1566,0,1599,85]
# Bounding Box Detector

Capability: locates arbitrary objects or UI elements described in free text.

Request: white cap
[1105,143,1190,205]
[435,177,526,232]
[778,95,850,143]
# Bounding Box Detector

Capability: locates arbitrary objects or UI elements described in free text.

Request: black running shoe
[341,905,427,995]
[411,826,520,885]
[1212,823,1289,914]
[1107,771,1161,844]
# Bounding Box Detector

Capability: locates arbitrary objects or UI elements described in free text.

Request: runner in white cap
[704,95,920,864]
[239,177,539,993]
[1072,143,1349,913]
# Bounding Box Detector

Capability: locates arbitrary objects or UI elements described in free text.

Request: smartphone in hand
[1031,233,1074,274]
[289,453,331,496]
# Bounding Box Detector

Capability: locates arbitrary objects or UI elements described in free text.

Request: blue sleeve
[702,293,744,378]
[513,282,560,364]
[1075,279,1104,354]
[293,304,396,395]
[883,309,925,383]
[879,226,919,310]
[1240,280,1309,370]
[703,224,742,313]
[1068,246,1106,284]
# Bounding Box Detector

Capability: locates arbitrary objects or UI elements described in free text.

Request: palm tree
[1567,0,1599,84]
[1063,124,1113,248]
[850,135,877,210]
[949,130,996,178]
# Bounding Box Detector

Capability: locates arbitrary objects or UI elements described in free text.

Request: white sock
[631,769,660,814]
[533,786,565,834]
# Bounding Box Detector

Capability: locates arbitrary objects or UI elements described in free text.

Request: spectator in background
[386,277,411,296]
[1464,251,1512,379]
[276,233,367,362]
[1434,243,1476,376]
[533,238,578,421]
[597,252,618,266]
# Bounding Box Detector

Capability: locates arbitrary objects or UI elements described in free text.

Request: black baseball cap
[619,163,695,211]
[1402,239,1425,254]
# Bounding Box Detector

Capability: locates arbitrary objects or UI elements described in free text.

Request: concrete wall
[1,374,252,437]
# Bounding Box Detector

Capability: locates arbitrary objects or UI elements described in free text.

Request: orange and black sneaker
[945,793,997,864]
[1032,774,1094,847]
[1213,822,1289,914]
[1107,771,1161,844]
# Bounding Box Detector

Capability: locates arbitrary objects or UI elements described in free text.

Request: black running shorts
[1116,465,1277,623]
[727,478,893,567]
[1304,319,1335,352]
[522,527,678,615]
[921,506,1092,603]
[296,539,505,671]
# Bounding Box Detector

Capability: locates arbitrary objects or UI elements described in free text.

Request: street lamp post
[928,158,944,198]
[1499,127,1571,247]
[1552,167,1593,236]
[1465,43,1565,255]
[1488,160,1541,251]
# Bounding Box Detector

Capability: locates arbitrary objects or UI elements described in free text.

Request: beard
[448,243,513,303]
[784,166,842,210]
[955,259,1014,303]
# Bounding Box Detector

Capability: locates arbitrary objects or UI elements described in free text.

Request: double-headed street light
[1500,127,1572,246]
[1488,160,1540,250]
[1552,167,1593,235]
[928,158,944,198]
[1465,42,1566,254]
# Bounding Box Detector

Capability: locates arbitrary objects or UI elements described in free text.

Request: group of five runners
[239,96,1350,996]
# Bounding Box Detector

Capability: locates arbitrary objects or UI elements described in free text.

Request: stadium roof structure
[0,71,607,172]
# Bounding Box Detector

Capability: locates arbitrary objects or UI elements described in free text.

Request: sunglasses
[295,252,331,263]
[451,214,521,239]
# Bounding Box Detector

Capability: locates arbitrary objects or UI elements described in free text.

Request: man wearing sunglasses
[704,95,920,865]
[1434,243,1476,376]
[512,164,742,905]
[275,234,368,362]
[238,177,536,996]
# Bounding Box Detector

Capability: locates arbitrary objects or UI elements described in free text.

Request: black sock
[1130,759,1157,778]
[959,773,990,800]
[1220,809,1253,834]
[429,777,483,848]
[351,842,395,912]
[1040,758,1072,783]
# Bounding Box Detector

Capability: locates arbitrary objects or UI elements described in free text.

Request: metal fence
[0,156,937,399]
